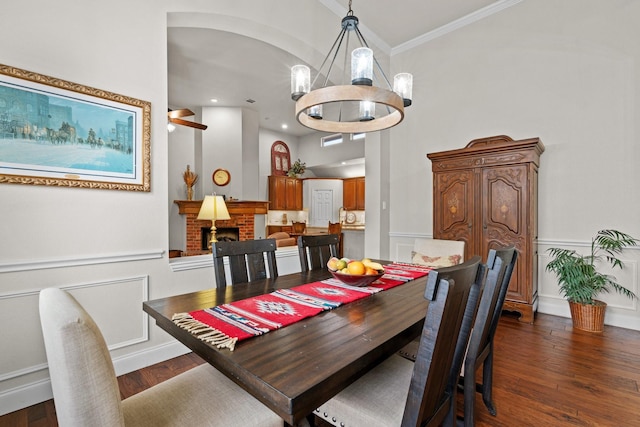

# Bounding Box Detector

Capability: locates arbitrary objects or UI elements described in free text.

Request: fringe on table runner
[172,312,238,351]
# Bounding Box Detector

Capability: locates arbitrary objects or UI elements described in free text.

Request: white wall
[388,0,640,328]
[0,0,179,415]
[202,107,243,198]
[169,124,197,250]
[298,131,365,168]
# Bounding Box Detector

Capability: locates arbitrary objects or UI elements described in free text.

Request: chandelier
[290,0,413,134]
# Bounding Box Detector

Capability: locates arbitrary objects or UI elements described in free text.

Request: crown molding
[392,0,524,55]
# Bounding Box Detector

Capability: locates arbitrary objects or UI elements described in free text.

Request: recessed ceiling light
[281,124,288,129]
[210,98,218,103]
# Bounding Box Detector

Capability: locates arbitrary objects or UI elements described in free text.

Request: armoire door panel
[483,165,529,303]
[433,170,473,256]
[483,166,526,234]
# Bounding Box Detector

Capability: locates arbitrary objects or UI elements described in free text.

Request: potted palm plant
[545,229,638,332]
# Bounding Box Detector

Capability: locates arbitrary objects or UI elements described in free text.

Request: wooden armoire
[427,135,544,323]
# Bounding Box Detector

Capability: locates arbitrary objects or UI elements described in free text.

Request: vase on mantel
[187,186,194,201]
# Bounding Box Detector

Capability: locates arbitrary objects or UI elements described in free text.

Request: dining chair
[458,245,517,425]
[328,222,343,257]
[39,287,282,427]
[297,234,339,272]
[313,256,487,427]
[292,221,306,234]
[398,238,465,360]
[212,238,278,287]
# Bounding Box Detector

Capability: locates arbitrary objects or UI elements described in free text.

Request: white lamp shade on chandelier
[290,1,412,134]
[351,47,373,86]
[291,65,310,101]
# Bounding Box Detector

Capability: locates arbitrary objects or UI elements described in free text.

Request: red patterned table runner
[172,263,432,351]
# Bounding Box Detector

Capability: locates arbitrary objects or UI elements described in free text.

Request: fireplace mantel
[174,200,269,215]
[174,200,269,255]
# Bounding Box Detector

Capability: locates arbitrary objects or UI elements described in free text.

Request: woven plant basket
[569,300,606,332]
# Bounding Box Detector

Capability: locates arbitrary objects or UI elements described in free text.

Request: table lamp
[197,195,231,251]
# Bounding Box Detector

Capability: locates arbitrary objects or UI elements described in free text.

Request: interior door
[312,189,333,227]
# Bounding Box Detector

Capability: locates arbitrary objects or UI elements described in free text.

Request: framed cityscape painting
[0,64,151,191]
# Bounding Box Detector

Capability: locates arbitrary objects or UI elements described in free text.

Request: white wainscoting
[0,275,149,416]
[389,232,432,263]
[390,233,640,331]
[169,245,302,276]
[0,250,164,273]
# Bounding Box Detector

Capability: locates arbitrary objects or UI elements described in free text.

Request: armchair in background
[411,238,465,268]
[267,231,297,248]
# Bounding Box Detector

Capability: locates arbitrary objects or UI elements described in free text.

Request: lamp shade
[359,100,375,121]
[393,73,413,107]
[197,195,230,221]
[351,47,373,86]
[291,65,310,101]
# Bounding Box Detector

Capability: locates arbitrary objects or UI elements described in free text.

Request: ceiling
[167,0,509,138]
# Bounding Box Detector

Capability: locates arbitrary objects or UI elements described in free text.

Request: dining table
[143,264,430,426]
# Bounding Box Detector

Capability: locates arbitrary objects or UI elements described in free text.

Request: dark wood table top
[143,266,429,426]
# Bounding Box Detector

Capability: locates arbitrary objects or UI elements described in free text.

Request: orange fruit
[347,261,366,275]
[365,267,378,275]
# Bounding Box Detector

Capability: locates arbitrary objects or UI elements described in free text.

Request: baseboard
[111,340,191,377]
[0,378,53,417]
[0,340,190,416]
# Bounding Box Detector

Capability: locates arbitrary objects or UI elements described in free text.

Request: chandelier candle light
[290,0,413,133]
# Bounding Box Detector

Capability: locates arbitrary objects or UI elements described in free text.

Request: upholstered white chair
[39,287,282,427]
[410,238,465,268]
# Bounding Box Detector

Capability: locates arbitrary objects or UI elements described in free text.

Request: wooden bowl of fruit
[327,257,385,287]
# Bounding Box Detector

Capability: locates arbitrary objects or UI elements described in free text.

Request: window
[321,133,343,147]
[271,141,291,176]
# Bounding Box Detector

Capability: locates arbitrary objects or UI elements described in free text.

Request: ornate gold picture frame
[0,64,151,191]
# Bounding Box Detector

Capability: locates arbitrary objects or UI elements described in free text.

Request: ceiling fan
[167,108,208,130]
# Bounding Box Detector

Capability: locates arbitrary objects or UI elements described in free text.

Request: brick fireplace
[174,200,269,256]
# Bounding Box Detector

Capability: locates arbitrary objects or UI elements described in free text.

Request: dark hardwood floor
[3,312,640,426]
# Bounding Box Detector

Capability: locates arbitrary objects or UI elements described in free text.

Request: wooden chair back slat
[212,239,278,286]
[460,245,517,424]
[297,234,339,272]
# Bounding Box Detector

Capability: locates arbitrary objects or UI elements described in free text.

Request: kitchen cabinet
[343,177,365,210]
[427,135,544,323]
[268,175,302,210]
